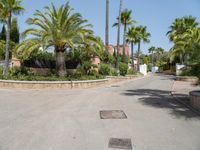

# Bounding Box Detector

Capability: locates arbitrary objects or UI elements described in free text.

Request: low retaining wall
[0,79,108,89]
[176,76,199,84]
[0,75,141,89]
[190,91,200,110]
[107,75,139,84]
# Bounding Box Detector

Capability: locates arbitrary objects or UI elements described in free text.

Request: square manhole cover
[100,110,127,119]
[109,138,132,150]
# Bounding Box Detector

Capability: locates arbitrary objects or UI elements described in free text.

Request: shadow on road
[123,89,200,119]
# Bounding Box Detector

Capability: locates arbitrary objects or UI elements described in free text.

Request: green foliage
[0,40,5,60]
[127,68,137,75]
[79,61,98,75]
[143,56,149,65]
[110,68,118,76]
[9,66,29,77]
[0,67,3,75]
[10,18,20,43]
[0,25,6,41]
[99,64,111,75]
[119,62,128,76]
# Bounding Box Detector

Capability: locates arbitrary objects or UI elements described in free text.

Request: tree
[15,3,97,77]
[148,46,156,64]
[11,18,20,43]
[167,16,199,64]
[114,9,135,63]
[116,0,123,71]
[0,25,6,41]
[167,16,198,42]
[126,26,138,67]
[135,26,151,70]
[105,0,109,46]
[0,0,24,76]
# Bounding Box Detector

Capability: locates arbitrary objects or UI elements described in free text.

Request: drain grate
[109,138,132,150]
[100,110,127,119]
[111,85,120,87]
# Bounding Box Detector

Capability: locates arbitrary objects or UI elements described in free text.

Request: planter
[0,79,108,89]
[190,91,200,110]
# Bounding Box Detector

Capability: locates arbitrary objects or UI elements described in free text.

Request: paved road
[0,74,200,150]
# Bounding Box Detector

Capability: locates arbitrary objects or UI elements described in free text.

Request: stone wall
[0,75,142,89]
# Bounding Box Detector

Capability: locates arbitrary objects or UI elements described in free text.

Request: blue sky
[15,0,200,54]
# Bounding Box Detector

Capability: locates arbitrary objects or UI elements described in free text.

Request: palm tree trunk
[152,52,154,65]
[137,41,141,71]
[123,23,127,63]
[116,0,123,71]
[131,42,134,67]
[56,49,66,77]
[3,12,12,76]
[105,0,109,46]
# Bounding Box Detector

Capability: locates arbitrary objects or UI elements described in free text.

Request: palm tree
[105,0,109,46]
[0,0,24,76]
[114,9,135,63]
[15,3,94,77]
[116,0,123,70]
[155,47,164,62]
[135,26,151,70]
[148,46,156,64]
[126,26,138,67]
[167,16,198,42]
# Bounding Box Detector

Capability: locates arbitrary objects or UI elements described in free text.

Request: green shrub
[9,67,30,76]
[127,68,137,75]
[119,63,128,76]
[99,64,111,75]
[110,68,118,76]
[0,67,3,75]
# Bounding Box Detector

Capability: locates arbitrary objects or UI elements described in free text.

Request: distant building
[105,45,129,56]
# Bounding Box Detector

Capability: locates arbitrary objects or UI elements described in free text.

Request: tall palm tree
[116,0,123,70]
[0,0,24,76]
[156,47,164,62]
[105,0,109,46]
[167,16,198,42]
[114,9,134,63]
[126,26,138,67]
[167,16,199,64]
[15,3,94,77]
[148,46,156,65]
[135,26,151,70]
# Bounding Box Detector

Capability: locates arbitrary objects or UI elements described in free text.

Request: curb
[171,81,200,116]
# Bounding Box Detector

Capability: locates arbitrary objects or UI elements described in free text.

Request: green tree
[0,25,6,41]
[167,16,198,42]
[148,46,156,64]
[114,9,135,63]
[116,0,123,71]
[11,18,20,43]
[135,26,151,70]
[126,26,138,67]
[0,0,24,76]
[15,3,98,77]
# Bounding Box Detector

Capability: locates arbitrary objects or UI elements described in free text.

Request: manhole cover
[100,110,127,119]
[111,85,120,87]
[109,138,132,150]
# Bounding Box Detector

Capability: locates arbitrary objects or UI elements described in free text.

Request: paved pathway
[0,74,200,150]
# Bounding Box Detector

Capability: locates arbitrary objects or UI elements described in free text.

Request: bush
[110,68,118,76]
[127,68,137,75]
[9,67,30,76]
[99,64,111,75]
[0,67,3,75]
[119,63,128,76]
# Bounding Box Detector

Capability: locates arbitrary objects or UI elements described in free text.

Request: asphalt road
[0,74,200,150]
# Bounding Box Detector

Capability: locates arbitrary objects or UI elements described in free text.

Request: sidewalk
[172,80,200,112]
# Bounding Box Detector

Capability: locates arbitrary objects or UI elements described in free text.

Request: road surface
[0,74,200,150]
